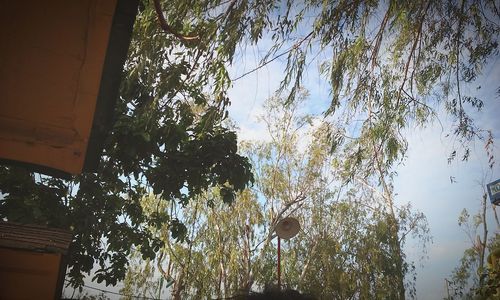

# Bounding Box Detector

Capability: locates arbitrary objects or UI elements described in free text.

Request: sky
[226,40,500,300]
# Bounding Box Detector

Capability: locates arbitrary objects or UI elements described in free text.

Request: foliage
[0,0,256,286]
[476,238,500,299]
[0,104,252,287]
[120,252,163,300]
[1,0,498,291]
[149,0,499,170]
[71,292,110,300]
[446,192,500,300]
[122,93,430,299]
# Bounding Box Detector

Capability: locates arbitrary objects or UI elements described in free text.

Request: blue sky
[393,60,500,298]
[227,39,500,299]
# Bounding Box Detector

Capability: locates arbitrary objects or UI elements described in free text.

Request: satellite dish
[275,217,300,240]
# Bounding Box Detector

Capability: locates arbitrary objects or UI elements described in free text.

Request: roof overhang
[0,221,73,299]
[0,0,138,178]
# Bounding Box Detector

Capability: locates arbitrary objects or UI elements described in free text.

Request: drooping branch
[396,1,432,105]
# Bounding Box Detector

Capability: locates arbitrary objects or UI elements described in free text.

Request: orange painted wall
[0,0,117,174]
[0,248,63,300]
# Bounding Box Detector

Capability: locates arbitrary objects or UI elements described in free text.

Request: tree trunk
[172,268,184,300]
[478,193,488,286]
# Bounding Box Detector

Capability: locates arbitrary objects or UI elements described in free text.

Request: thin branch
[455,0,466,121]
[298,239,319,284]
[369,2,392,69]
[153,0,200,44]
[399,215,422,243]
[492,204,500,230]
[397,1,432,105]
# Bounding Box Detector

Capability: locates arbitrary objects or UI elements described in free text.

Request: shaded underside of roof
[0,221,73,254]
[0,0,139,178]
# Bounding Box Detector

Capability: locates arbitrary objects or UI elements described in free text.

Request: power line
[231,31,314,82]
[64,279,161,300]
[231,48,291,82]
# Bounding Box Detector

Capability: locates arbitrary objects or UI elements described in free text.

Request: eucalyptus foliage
[0,0,256,287]
[122,94,430,299]
[447,193,500,300]
[150,0,499,171]
[0,0,497,290]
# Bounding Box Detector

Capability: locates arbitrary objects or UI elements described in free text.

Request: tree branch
[153,0,200,44]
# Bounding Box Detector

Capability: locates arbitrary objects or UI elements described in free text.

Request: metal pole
[277,236,281,289]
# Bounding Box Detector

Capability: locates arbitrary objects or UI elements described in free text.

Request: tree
[478,239,500,298]
[131,2,500,291]
[1,0,497,290]
[446,190,500,299]
[149,0,498,167]
[120,251,163,300]
[0,1,255,285]
[122,92,430,299]
[245,94,430,299]
[0,98,253,287]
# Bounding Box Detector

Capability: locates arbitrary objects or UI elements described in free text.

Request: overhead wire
[231,31,314,82]
[64,279,161,300]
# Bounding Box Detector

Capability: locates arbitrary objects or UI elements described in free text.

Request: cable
[231,31,314,82]
[64,279,161,300]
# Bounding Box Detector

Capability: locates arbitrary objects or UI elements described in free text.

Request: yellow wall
[0,248,63,300]
[0,0,117,174]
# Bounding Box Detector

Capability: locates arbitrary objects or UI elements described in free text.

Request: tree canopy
[0,0,498,293]
[147,0,499,169]
[446,191,500,299]
[120,94,430,299]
